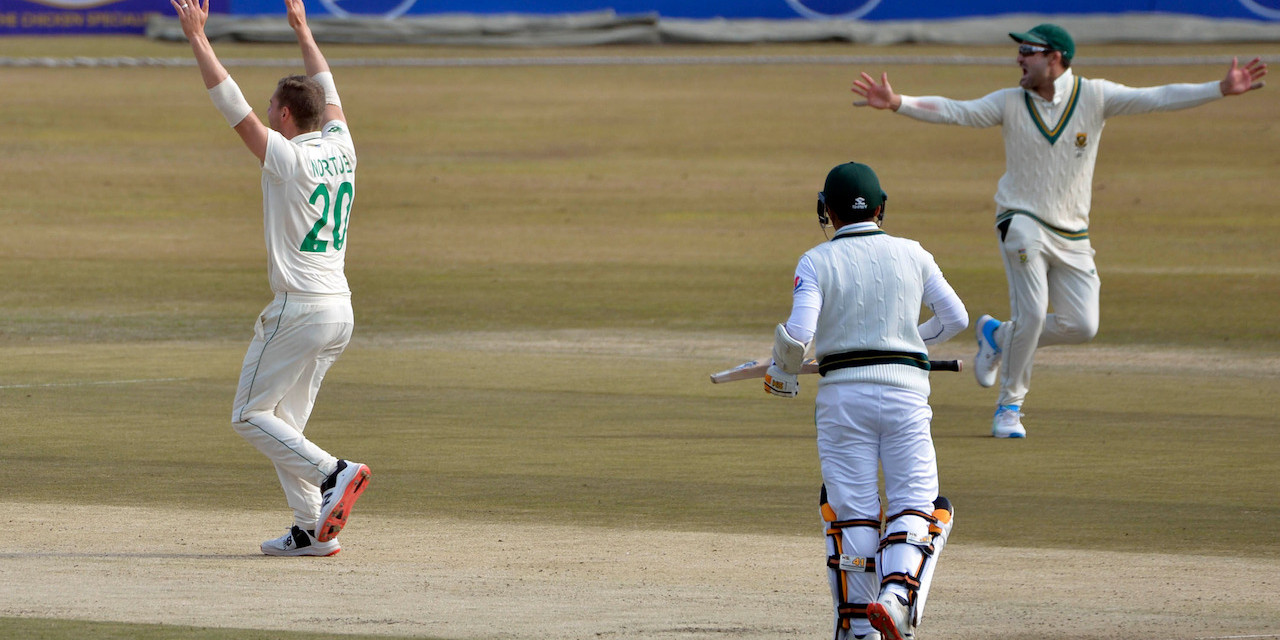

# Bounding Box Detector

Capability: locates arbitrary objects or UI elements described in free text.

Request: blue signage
[224,0,1280,20]
[2,0,1274,35]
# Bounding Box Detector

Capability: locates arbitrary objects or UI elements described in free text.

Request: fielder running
[765,162,968,640]
[173,0,371,556]
[851,24,1268,438]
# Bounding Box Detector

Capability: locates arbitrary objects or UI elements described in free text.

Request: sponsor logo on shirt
[794,276,803,292]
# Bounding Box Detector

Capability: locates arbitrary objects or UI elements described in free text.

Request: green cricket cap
[822,162,885,219]
[1009,23,1075,62]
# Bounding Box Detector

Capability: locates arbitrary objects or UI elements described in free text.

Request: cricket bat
[710,358,961,384]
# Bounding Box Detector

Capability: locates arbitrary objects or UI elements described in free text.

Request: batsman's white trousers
[816,380,938,630]
[232,291,353,530]
[996,214,1100,408]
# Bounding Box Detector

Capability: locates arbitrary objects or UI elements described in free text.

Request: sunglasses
[1018,43,1051,56]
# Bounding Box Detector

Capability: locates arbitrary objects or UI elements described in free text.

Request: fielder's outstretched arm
[1221,57,1268,95]
[851,71,902,110]
[286,0,347,126]
[172,0,270,162]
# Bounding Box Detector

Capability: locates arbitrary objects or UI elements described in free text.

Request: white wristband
[312,71,342,108]
[208,75,253,127]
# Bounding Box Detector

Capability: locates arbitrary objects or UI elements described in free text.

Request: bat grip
[928,359,962,372]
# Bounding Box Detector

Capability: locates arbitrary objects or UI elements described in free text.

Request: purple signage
[0,0,222,35]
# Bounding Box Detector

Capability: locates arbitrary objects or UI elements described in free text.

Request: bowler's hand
[285,0,309,33]
[170,0,209,40]
[852,71,902,110]
[1220,57,1267,95]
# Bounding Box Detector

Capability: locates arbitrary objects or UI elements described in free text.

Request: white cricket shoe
[866,593,913,640]
[316,459,371,543]
[973,314,1002,388]
[992,405,1026,439]
[852,632,882,640]
[261,525,340,557]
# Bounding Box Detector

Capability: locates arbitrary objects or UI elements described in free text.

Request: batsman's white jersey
[232,115,357,531]
[784,221,967,639]
[895,70,1223,409]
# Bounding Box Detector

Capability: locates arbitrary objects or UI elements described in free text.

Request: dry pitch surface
[4,337,1279,640]
[6,497,1280,640]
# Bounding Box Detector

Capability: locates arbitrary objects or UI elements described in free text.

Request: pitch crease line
[0,377,190,390]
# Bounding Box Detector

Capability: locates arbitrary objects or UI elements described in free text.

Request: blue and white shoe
[992,405,1026,439]
[973,314,1002,388]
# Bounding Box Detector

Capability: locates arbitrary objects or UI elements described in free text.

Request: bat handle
[929,359,963,372]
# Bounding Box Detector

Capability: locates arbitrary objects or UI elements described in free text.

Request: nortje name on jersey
[310,155,353,180]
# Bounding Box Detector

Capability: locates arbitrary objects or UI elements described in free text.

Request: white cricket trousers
[816,382,937,637]
[996,214,1100,408]
[232,291,354,530]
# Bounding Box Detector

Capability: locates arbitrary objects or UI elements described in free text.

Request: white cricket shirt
[261,119,356,295]
[896,70,1223,234]
[786,222,967,395]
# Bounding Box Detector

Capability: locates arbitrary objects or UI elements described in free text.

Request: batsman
[765,162,969,640]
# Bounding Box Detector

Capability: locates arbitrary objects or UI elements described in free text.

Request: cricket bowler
[172,0,371,556]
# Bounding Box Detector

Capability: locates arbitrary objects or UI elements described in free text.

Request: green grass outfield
[1,37,1278,638]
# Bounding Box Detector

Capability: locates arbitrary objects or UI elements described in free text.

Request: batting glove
[763,364,799,398]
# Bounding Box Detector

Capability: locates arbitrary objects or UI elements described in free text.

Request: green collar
[832,228,885,241]
[1023,76,1081,145]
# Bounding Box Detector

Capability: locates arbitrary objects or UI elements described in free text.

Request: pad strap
[837,603,869,621]
[886,509,938,525]
[879,532,935,555]
[881,571,923,592]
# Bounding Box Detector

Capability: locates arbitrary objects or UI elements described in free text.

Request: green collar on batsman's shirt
[831,222,885,241]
